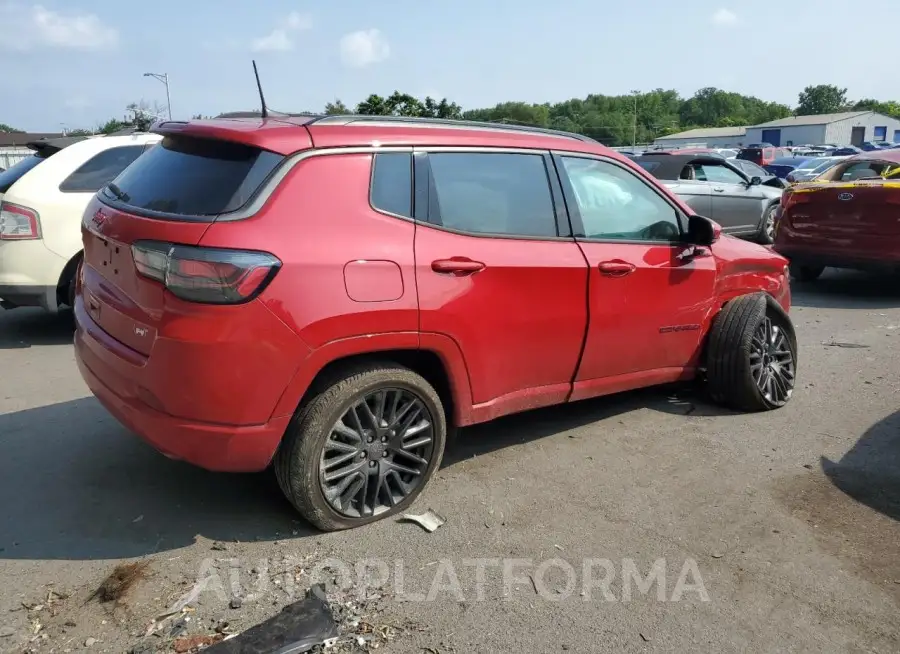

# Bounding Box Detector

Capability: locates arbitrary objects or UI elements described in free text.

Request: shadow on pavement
[0,398,308,561]
[821,410,900,522]
[0,383,732,561]
[0,308,74,349]
[790,269,900,310]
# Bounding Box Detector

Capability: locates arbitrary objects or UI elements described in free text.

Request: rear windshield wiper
[105,182,130,203]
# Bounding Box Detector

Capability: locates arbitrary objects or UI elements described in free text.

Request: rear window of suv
[99,135,284,218]
[737,148,762,161]
[0,152,51,193]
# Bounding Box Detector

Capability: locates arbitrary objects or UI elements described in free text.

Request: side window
[560,156,682,242]
[370,153,412,218]
[426,152,557,237]
[59,145,145,193]
[697,163,745,185]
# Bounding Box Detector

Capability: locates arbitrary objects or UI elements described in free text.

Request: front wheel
[758,204,778,245]
[275,363,447,531]
[706,293,797,412]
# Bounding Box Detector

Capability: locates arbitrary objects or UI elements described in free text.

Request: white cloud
[0,3,118,50]
[711,8,738,26]
[339,28,390,68]
[251,11,311,52]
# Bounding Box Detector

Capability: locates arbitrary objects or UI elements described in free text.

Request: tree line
[2,84,898,147]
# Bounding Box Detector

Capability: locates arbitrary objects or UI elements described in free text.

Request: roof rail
[310,114,598,143]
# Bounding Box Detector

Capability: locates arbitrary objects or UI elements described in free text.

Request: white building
[744,111,900,147]
[652,126,747,149]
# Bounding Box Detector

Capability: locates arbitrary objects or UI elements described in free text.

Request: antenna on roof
[252,60,268,119]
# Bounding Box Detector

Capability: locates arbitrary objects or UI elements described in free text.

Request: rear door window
[370,153,412,218]
[59,145,145,193]
[0,153,50,193]
[99,135,284,218]
[425,152,558,238]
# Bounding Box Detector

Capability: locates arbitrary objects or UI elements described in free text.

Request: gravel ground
[0,269,898,654]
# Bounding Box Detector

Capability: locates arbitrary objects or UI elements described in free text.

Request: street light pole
[631,89,640,151]
[143,72,172,120]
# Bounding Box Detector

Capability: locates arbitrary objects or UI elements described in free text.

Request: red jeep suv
[74,115,797,531]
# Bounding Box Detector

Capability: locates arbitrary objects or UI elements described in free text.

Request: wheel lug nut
[369,461,376,468]
[360,452,366,458]
[381,436,387,443]
[367,437,374,443]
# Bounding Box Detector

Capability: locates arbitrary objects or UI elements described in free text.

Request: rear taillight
[132,241,281,305]
[0,202,41,240]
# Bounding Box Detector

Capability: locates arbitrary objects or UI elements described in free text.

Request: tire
[757,204,777,245]
[790,265,824,282]
[275,363,447,531]
[706,293,797,412]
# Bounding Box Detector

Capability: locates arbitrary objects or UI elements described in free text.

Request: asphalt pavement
[0,269,898,653]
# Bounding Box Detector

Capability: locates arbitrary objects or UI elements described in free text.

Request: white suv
[0,131,161,312]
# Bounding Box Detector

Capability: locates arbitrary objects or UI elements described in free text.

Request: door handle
[713,187,725,192]
[598,260,636,277]
[431,258,486,275]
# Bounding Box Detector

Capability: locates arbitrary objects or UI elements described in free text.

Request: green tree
[852,98,900,118]
[0,123,22,133]
[324,99,350,115]
[96,118,130,134]
[67,129,94,136]
[796,85,848,115]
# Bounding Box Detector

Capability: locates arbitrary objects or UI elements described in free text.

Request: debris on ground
[90,561,150,603]
[398,510,446,533]
[210,542,228,551]
[204,585,338,654]
[822,341,870,348]
[640,632,651,642]
[173,634,224,653]
[228,597,242,610]
[84,637,98,647]
[0,626,15,638]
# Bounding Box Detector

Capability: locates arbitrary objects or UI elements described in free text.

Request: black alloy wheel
[319,388,436,518]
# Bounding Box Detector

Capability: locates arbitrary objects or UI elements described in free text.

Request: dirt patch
[772,469,900,603]
[90,561,151,604]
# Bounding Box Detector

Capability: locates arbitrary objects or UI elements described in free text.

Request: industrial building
[651,126,747,149]
[743,111,900,147]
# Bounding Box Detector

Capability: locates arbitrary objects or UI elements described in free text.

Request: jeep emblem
[837,192,853,201]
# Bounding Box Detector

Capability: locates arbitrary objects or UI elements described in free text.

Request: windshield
[0,153,50,193]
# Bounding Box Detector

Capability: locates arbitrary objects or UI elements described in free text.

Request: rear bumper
[775,245,900,273]
[0,284,56,310]
[0,240,68,311]
[73,300,297,473]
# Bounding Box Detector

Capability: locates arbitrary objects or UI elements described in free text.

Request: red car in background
[74,114,796,531]
[774,149,900,281]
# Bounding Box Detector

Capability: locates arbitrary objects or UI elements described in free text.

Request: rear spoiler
[26,135,88,154]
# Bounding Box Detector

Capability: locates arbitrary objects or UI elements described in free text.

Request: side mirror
[687,214,721,246]
[749,176,762,186]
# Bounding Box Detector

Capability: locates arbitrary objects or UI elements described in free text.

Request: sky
[2,0,899,132]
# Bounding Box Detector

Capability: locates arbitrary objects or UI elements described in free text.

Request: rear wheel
[706,293,797,412]
[275,363,447,531]
[790,265,824,282]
